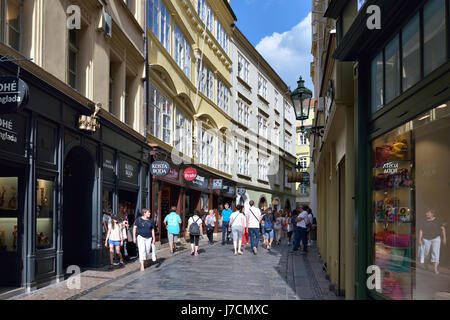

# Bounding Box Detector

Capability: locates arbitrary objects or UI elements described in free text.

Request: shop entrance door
[0,165,24,289]
[63,147,95,269]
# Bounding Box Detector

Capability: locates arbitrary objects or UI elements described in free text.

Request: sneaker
[119,261,124,268]
[307,241,312,247]
[268,245,271,250]
[194,252,199,256]
[170,251,174,255]
[108,264,113,271]
[191,250,195,256]
[253,247,257,255]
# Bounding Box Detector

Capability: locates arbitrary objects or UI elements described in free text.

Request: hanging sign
[0,76,29,113]
[237,188,246,196]
[212,179,223,190]
[184,167,197,182]
[150,161,170,177]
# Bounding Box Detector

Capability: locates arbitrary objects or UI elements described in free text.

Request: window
[258,74,267,99]
[299,157,308,170]
[68,29,78,90]
[174,109,192,157]
[0,177,18,252]
[371,52,384,114]
[109,66,114,115]
[274,90,279,112]
[238,149,249,176]
[174,24,191,79]
[197,0,213,33]
[299,184,309,196]
[216,20,228,53]
[200,130,215,168]
[274,125,280,146]
[238,54,249,83]
[258,115,268,138]
[218,140,230,174]
[284,134,292,151]
[36,178,54,250]
[197,60,214,100]
[217,79,230,113]
[371,0,448,113]
[423,0,446,76]
[284,168,291,188]
[372,100,450,300]
[148,83,172,144]
[237,100,249,127]
[1,0,21,51]
[148,0,170,52]
[385,35,400,104]
[298,133,308,145]
[402,13,420,91]
[258,155,268,181]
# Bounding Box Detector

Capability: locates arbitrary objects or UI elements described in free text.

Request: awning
[287,171,304,183]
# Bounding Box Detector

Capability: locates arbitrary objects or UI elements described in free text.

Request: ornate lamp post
[291,76,324,137]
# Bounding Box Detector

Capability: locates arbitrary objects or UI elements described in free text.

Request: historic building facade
[230,27,297,213]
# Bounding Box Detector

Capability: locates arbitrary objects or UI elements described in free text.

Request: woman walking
[188,210,203,256]
[419,209,447,274]
[287,210,294,246]
[132,209,155,272]
[205,209,216,245]
[274,211,283,246]
[105,215,124,270]
[229,205,246,255]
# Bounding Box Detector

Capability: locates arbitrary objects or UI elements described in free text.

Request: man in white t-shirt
[245,200,262,255]
[291,205,309,254]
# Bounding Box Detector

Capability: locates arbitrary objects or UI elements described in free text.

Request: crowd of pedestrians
[102,201,316,272]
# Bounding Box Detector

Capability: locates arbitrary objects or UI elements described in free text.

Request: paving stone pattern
[11,235,342,300]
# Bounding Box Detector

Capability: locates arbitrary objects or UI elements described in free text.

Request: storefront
[333,0,450,300]
[0,62,150,293]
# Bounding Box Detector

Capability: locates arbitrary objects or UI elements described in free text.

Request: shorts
[168,233,179,243]
[264,230,274,239]
[108,240,121,246]
[232,225,244,242]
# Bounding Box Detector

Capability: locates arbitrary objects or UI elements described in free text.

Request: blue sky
[231,0,314,92]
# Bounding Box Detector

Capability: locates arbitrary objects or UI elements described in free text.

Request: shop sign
[0,76,29,113]
[223,185,235,196]
[237,188,246,196]
[166,168,179,180]
[120,158,138,185]
[102,149,115,182]
[302,172,310,186]
[383,162,399,174]
[190,175,209,190]
[212,179,223,190]
[184,167,197,182]
[151,161,170,177]
[0,113,26,155]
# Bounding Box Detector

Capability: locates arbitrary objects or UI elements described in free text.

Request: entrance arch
[258,196,268,210]
[63,146,95,268]
[285,199,292,211]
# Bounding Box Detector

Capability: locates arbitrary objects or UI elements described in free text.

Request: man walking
[221,203,233,245]
[164,206,182,255]
[291,206,309,255]
[132,209,155,271]
[246,200,262,255]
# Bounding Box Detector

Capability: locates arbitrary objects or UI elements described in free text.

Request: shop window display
[372,102,449,300]
[36,179,54,250]
[0,177,18,252]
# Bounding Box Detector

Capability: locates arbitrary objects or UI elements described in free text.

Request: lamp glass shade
[291,77,313,121]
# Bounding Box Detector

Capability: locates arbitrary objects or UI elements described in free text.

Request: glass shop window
[36,179,54,250]
[384,35,400,104]
[0,177,18,253]
[372,101,449,300]
[371,52,384,114]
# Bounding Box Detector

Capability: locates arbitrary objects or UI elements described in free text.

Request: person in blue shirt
[164,206,182,255]
[221,203,233,245]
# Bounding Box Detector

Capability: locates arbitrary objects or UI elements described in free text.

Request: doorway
[338,159,346,296]
[63,147,95,269]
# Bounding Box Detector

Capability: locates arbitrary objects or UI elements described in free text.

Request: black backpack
[189,216,201,236]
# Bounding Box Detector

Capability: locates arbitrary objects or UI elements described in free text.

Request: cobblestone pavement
[11,235,342,300]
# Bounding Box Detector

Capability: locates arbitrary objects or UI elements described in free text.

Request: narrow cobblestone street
[11,235,342,300]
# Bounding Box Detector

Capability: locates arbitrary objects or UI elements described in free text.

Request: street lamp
[291,77,312,121]
[291,76,324,137]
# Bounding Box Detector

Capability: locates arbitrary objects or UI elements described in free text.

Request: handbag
[382,272,404,300]
[151,243,157,262]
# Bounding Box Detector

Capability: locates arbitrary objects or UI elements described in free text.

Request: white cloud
[255,13,313,92]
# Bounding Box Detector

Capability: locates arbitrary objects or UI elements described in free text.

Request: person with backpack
[188,210,203,256]
[229,205,247,255]
[262,209,275,250]
[245,200,262,255]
